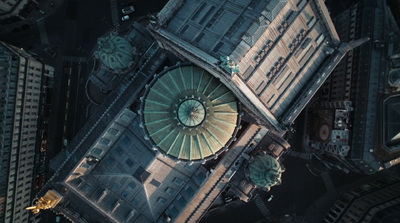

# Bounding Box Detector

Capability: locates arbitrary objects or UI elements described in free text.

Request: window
[131,198,138,206]
[196,172,206,183]
[125,158,134,167]
[168,205,179,218]
[82,183,92,192]
[114,146,123,156]
[119,135,131,146]
[173,177,183,186]
[106,156,115,165]
[121,190,129,198]
[165,187,175,196]
[177,195,186,206]
[120,114,132,122]
[128,182,137,190]
[157,197,167,205]
[99,138,110,146]
[112,183,120,191]
[185,186,194,197]
[185,164,195,172]
[150,179,161,187]
[108,128,119,136]
[81,163,90,169]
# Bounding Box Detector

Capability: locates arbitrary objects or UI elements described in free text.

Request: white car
[122,15,129,21]
[122,6,135,15]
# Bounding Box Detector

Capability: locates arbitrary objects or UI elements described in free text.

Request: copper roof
[141,65,240,161]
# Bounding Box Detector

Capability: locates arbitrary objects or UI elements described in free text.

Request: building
[140,65,241,162]
[246,152,284,191]
[0,41,54,223]
[0,0,37,25]
[308,0,400,174]
[303,166,400,223]
[148,0,365,134]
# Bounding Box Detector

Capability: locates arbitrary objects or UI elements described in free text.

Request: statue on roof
[26,190,63,214]
[220,56,240,75]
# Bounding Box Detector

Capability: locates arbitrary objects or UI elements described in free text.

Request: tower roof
[141,65,240,162]
[248,153,283,189]
[94,34,135,71]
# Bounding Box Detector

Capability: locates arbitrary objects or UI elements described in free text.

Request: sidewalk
[0,0,66,36]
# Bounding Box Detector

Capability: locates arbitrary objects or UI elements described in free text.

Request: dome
[389,69,400,87]
[318,123,331,141]
[248,154,283,189]
[94,34,135,71]
[141,65,240,162]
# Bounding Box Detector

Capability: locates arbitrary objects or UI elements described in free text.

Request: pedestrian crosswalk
[287,150,312,160]
[321,172,335,192]
[37,20,50,45]
[110,0,120,29]
[63,56,88,63]
[254,193,272,220]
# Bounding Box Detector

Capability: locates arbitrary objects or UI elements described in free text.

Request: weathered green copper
[248,154,283,190]
[142,66,240,161]
[94,33,134,70]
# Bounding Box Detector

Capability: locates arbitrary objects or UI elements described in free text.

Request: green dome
[95,34,134,70]
[389,69,400,87]
[248,154,282,189]
[141,65,240,161]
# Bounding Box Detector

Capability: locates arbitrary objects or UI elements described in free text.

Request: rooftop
[247,153,283,190]
[382,93,400,151]
[141,65,240,162]
[94,33,135,71]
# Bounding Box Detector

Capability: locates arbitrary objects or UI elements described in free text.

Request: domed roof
[94,34,134,71]
[248,154,283,189]
[318,124,331,141]
[141,65,240,162]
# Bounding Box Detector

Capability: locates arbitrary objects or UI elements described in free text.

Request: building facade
[0,0,36,25]
[308,0,400,174]
[304,167,400,223]
[148,0,349,134]
[0,42,54,223]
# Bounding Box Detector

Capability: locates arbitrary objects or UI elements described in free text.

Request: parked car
[267,194,274,202]
[223,195,235,204]
[44,47,57,58]
[122,6,135,15]
[122,15,130,21]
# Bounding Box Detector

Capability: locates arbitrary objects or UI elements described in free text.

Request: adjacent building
[0,0,37,25]
[148,0,359,134]
[308,0,400,174]
[303,166,400,223]
[0,41,54,223]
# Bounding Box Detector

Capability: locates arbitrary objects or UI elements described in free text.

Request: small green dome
[141,65,240,161]
[248,154,282,189]
[389,69,400,87]
[95,34,134,70]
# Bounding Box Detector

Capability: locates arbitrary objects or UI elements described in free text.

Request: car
[122,6,135,15]
[122,15,130,21]
[223,196,234,204]
[267,194,274,202]
[87,156,100,163]
[44,47,57,58]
